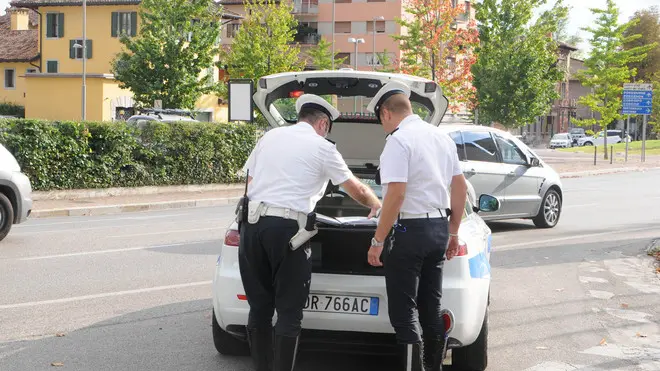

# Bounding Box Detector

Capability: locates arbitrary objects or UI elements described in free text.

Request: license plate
[303,294,379,315]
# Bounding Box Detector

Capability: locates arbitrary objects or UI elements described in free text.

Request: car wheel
[583,141,593,146]
[0,192,14,242]
[533,189,561,228]
[452,308,488,371]
[212,310,250,356]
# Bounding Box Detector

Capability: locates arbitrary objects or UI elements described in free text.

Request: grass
[557,140,660,155]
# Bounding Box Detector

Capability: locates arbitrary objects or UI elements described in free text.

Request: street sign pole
[622,83,653,163]
[625,116,629,162]
[642,114,647,162]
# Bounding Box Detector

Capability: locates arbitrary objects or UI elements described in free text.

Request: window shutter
[57,13,64,37]
[130,12,137,36]
[69,40,76,59]
[111,12,118,37]
[86,40,93,59]
[46,14,53,37]
[47,61,58,73]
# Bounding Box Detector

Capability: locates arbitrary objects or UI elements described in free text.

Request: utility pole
[331,0,335,70]
[81,0,87,121]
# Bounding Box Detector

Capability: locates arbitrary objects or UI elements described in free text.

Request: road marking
[563,203,599,208]
[108,227,220,238]
[0,281,212,310]
[17,241,210,261]
[11,219,225,236]
[15,212,190,228]
[496,226,657,250]
[588,290,614,299]
[579,276,609,284]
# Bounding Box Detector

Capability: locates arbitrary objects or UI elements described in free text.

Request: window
[366,20,386,33]
[46,60,59,73]
[335,52,350,66]
[449,131,466,161]
[205,67,215,87]
[226,23,240,38]
[462,131,499,163]
[463,1,471,20]
[26,68,37,73]
[111,12,137,37]
[494,134,527,165]
[335,0,351,3]
[69,39,93,59]
[334,21,351,33]
[4,69,16,89]
[366,53,381,66]
[367,0,385,2]
[46,13,64,38]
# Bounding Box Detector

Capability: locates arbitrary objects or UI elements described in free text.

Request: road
[1,170,659,371]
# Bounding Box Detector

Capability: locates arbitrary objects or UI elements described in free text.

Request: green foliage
[623,6,660,82]
[585,129,595,137]
[306,37,347,70]
[375,49,397,73]
[0,102,25,118]
[111,0,223,110]
[0,119,258,190]
[219,0,303,87]
[472,0,568,128]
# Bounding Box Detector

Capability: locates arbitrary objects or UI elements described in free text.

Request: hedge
[0,102,25,118]
[0,119,259,191]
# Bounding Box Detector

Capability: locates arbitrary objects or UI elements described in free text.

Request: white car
[0,143,33,241]
[577,130,630,146]
[548,133,573,149]
[212,70,498,371]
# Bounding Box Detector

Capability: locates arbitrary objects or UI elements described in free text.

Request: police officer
[239,94,382,371]
[365,82,468,371]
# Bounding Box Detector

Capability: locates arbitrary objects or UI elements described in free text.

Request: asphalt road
[1,170,659,371]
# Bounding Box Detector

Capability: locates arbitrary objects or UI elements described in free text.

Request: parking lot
[1,170,659,371]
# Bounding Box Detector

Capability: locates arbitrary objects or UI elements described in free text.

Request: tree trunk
[603,98,608,160]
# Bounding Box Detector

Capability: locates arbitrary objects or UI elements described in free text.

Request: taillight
[224,229,240,247]
[237,294,247,301]
[456,240,468,256]
[440,309,454,334]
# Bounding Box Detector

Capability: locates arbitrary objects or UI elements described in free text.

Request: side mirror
[478,194,500,213]
[528,157,540,167]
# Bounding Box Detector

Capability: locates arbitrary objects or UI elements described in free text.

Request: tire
[583,141,593,146]
[212,310,250,356]
[452,308,488,371]
[0,192,14,242]
[533,189,561,228]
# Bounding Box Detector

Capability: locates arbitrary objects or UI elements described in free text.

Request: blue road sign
[622,83,653,115]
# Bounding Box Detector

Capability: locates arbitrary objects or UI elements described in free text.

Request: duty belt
[398,209,450,220]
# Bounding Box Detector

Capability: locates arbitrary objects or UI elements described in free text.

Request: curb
[32,184,244,201]
[31,196,241,218]
[559,167,660,178]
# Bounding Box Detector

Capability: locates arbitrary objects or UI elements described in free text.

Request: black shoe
[247,327,273,371]
[422,337,447,371]
[398,342,424,371]
[273,334,299,371]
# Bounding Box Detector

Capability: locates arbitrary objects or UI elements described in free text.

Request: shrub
[0,119,258,191]
[0,102,25,118]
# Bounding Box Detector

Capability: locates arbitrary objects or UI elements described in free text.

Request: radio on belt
[289,212,318,250]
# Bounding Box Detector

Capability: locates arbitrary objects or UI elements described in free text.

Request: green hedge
[0,102,25,118]
[0,119,258,191]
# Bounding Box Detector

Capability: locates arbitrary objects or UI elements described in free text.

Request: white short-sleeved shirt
[379,114,462,214]
[242,122,353,214]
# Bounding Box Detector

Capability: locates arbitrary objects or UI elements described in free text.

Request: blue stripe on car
[468,250,491,279]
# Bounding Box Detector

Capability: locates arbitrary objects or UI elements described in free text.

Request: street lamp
[372,16,384,71]
[348,37,364,112]
[74,0,87,120]
[331,0,335,70]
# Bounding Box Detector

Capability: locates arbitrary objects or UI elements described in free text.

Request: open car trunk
[252,71,449,276]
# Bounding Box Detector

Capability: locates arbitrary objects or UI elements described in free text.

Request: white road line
[496,226,657,250]
[108,227,220,238]
[11,219,225,236]
[563,203,599,208]
[17,241,203,261]
[15,212,191,228]
[0,281,212,310]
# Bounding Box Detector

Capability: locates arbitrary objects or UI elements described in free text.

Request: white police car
[212,71,497,370]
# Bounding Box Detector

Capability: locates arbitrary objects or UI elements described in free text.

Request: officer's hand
[446,236,459,260]
[368,245,384,267]
[367,206,381,219]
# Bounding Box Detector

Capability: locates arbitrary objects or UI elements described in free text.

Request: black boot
[273,334,299,371]
[247,327,273,371]
[422,336,447,371]
[398,342,425,371]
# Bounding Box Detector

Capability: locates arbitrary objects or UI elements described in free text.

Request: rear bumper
[10,172,32,224]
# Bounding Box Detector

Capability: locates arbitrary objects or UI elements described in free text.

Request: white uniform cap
[295,94,341,121]
[366,81,412,114]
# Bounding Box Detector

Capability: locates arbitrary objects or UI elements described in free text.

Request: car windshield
[552,134,568,140]
[570,128,583,134]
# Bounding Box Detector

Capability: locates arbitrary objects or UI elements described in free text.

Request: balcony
[292,0,319,14]
[293,32,321,45]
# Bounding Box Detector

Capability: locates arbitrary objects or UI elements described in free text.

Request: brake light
[224,229,240,247]
[237,294,247,301]
[440,309,454,334]
[456,240,468,257]
[289,90,304,98]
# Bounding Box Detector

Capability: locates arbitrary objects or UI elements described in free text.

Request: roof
[0,8,39,62]
[558,41,578,51]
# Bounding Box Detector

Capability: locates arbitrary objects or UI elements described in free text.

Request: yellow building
[0,8,40,108]
[4,0,242,122]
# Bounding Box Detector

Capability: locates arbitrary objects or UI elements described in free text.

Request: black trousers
[238,216,312,337]
[384,217,449,344]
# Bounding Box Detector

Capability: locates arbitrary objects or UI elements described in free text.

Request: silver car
[440,125,563,228]
[0,143,33,241]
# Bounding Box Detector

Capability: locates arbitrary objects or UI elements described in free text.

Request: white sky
[1,0,656,54]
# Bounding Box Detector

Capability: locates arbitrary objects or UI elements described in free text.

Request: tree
[306,37,347,70]
[623,7,660,82]
[556,10,585,59]
[219,0,303,86]
[393,0,480,113]
[112,0,222,109]
[472,0,568,128]
[572,0,657,158]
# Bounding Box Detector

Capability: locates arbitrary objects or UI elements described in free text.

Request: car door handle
[506,172,516,177]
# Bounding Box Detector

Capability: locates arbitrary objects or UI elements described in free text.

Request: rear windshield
[266,77,436,124]
[552,134,568,140]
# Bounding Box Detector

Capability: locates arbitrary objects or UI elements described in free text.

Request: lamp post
[74,0,87,120]
[372,16,384,71]
[331,0,335,70]
[348,37,364,112]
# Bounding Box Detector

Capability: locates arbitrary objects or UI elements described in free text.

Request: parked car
[569,127,586,144]
[212,70,497,371]
[548,133,574,149]
[126,109,199,125]
[577,130,630,146]
[0,143,33,242]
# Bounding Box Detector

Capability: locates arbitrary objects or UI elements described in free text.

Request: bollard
[610,146,613,164]
[594,146,597,166]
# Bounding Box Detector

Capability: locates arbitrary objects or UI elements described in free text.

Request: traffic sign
[622,83,653,115]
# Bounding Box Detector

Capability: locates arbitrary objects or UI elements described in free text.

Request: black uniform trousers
[384,217,449,344]
[238,216,312,337]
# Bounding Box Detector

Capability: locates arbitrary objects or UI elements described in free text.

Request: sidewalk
[29,160,660,218]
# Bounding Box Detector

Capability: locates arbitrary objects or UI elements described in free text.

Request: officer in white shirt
[365,82,468,371]
[239,94,381,371]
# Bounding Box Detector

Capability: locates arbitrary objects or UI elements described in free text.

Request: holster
[289,212,318,251]
[235,196,250,229]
